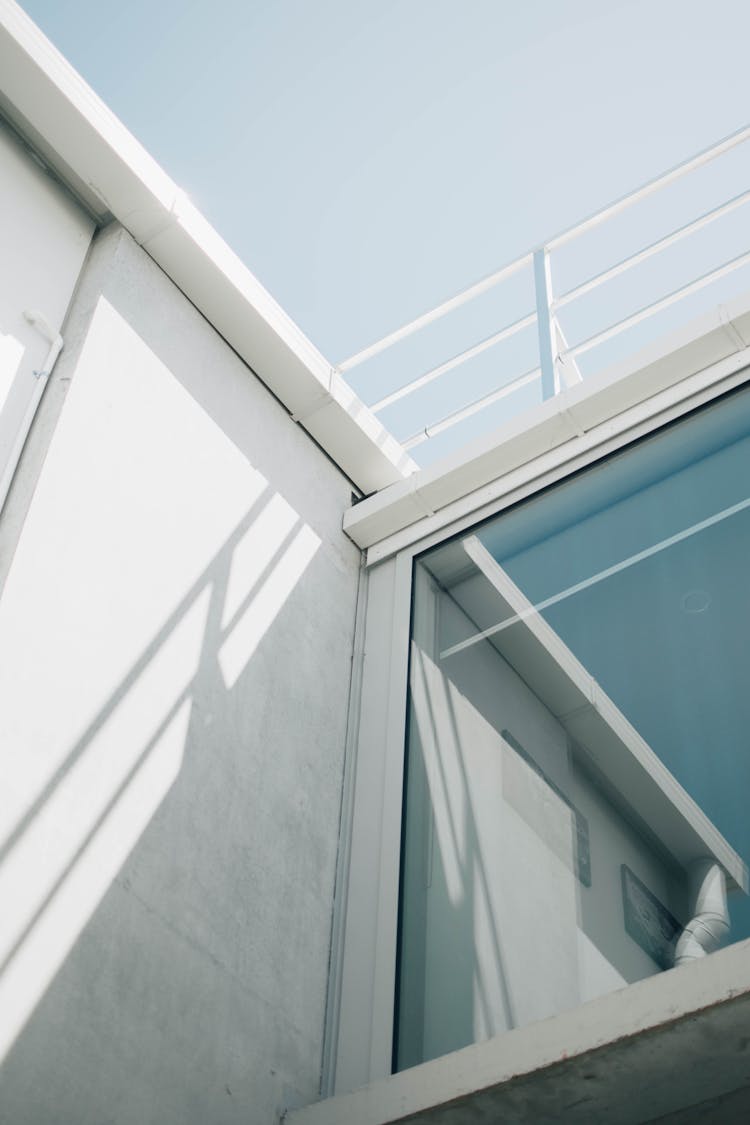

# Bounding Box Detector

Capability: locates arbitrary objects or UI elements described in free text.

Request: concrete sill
[289,938,750,1125]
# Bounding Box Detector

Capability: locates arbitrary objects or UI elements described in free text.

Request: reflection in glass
[395,386,750,1071]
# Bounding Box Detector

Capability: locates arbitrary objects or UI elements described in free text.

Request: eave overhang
[0,0,416,495]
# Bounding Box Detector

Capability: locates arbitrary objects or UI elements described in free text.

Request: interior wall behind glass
[395,383,750,1072]
[478,386,750,938]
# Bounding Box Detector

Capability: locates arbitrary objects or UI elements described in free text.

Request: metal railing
[336,123,750,454]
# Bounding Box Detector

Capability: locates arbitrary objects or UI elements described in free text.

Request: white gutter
[0,0,416,495]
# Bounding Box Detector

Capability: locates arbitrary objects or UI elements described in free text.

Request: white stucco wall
[0,223,361,1125]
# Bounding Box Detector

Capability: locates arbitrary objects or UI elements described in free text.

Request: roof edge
[345,292,750,555]
[0,0,416,494]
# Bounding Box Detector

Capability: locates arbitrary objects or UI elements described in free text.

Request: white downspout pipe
[0,310,63,514]
[674,859,730,966]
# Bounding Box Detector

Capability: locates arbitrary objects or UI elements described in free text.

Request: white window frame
[325,342,750,1098]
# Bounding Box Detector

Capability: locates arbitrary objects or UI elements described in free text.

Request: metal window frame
[325,352,750,1098]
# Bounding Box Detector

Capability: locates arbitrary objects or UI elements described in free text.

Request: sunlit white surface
[0,699,193,1061]
[219,521,320,689]
[0,589,211,968]
[0,334,24,414]
[221,491,300,628]
[0,294,321,1060]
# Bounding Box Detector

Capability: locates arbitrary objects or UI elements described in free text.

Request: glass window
[395,384,750,1071]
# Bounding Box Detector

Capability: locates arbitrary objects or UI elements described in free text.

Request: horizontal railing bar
[336,254,533,374]
[564,247,750,360]
[548,122,750,251]
[403,366,540,449]
[337,124,749,379]
[371,312,537,412]
[334,123,750,456]
[555,188,750,311]
[337,124,749,381]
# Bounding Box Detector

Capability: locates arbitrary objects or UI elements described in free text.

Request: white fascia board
[0,0,416,494]
[345,293,750,552]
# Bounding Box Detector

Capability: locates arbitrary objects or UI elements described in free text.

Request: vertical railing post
[533,247,557,400]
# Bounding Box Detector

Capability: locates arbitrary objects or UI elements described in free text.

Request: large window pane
[395,386,750,1071]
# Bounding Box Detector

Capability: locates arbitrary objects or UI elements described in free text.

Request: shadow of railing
[0,267,358,1124]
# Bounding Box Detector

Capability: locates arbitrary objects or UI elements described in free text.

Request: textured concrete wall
[0,225,360,1124]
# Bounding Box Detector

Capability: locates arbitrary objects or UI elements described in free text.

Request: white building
[2,3,750,1122]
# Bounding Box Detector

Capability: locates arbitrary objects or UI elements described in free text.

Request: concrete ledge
[289,938,750,1124]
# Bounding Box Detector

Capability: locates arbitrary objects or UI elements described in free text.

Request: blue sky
[21,1,750,460]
